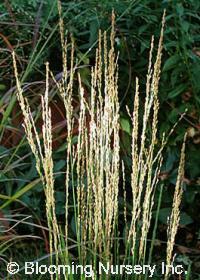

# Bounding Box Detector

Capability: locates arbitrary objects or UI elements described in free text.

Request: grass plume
[12,8,187,280]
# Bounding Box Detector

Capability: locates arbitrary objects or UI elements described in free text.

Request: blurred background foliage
[0,0,200,275]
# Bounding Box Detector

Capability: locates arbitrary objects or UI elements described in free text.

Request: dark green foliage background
[0,0,200,277]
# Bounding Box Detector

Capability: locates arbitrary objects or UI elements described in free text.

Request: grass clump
[12,5,186,280]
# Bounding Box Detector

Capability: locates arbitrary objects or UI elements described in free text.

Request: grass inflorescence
[12,4,186,280]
